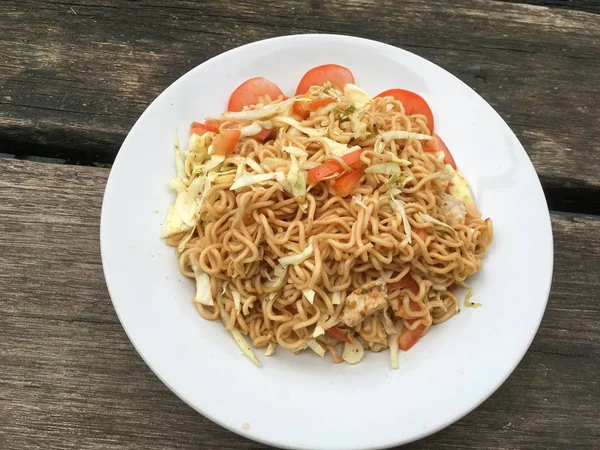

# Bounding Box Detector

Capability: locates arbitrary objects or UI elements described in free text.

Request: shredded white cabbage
[230,172,280,191]
[216,292,261,367]
[389,188,412,244]
[375,130,433,153]
[192,262,213,306]
[265,265,287,288]
[186,132,211,163]
[278,245,314,267]
[232,289,242,312]
[419,213,459,238]
[303,289,316,304]
[286,155,308,211]
[343,83,371,109]
[342,337,365,364]
[389,332,399,370]
[274,116,328,137]
[320,137,350,156]
[161,175,207,238]
[221,97,298,121]
[312,324,325,338]
[240,121,263,137]
[307,339,326,357]
[331,291,342,305]
[365,163,402,175]
[264,342,277,356]
[283,145,308,158]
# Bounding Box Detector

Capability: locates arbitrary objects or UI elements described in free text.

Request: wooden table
[1,1,599,449]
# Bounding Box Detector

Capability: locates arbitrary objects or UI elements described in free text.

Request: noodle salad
[161,64,493,368]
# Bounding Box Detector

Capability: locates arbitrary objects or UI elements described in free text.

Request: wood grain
[1,0,600,190]
[1,158,598,449]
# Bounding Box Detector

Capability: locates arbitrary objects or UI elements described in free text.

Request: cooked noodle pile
[162,80,493,367]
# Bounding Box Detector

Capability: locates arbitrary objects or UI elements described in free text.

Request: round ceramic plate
[101,34,553,450]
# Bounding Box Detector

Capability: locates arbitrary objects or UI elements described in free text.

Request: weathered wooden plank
[1,159,599,449]
[1,0,599,190]
[498,0,600,15]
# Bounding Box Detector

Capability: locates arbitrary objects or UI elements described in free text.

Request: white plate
[101,34,553,449]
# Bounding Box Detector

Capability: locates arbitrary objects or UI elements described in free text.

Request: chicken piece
[340,279,388,327]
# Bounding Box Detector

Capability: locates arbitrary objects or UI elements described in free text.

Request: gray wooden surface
[1,158,598,449]
[1,0,600,449]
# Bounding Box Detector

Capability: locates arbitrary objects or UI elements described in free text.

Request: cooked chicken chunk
[340,279,388,327]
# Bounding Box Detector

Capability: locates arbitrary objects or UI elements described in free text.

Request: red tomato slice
[204,119,223,133]
[307,149,364,184]
[190,121,209,135]
[212,129,241,155]
[325,326,351,344]
[293,96,335,119]
[254,127,273,143]
[295,64,355,95]
[425,133,456,170]
[388,274,420,295]
[332,168,364,197]
[376,89,434,132]
[228,77,284,112]
[398,324,427,351]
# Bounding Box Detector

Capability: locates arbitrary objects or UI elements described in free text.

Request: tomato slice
[388,274,420,295]
[228,77,284,112]
[190,121,209,135]
[212,129,241,155]
[293,97,336,119]
[204,118,223,133]
[295,64,355,95]
[376,89,434,132]
[307,149,364,184]
[325,326,351,344]
[398,324,427,351]
[332,168,364,197]
[425,134,456,169]
[254,127,273,143]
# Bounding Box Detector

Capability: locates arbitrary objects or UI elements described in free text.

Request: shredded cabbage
[274,116,328,137]
[161,175,207,238]
[278,245,314,267]
[202,154,226,173]
[342,337,365,364]
[365,163,402,175]
[286,155,308,211]
[192,263,213,306]
[221,97,298,121]
[375,130,433,153]
[312,324,325,338]
[307,339,325,357]
[389,332,399,370]
[232,289,242,312]
[230,172,280,190]
[262,157,285,167]
[186,132,211,163]
[266,264,287,288]
[264,342,276,356]
[216,291,261,367]
[240,121,263,137]
[320,137,350,156]
[389,188,412,244]
[283,145,308,158]
[343,84,371,109]
[331,291,342,305]
[302,289,316,304]
[419,213,459,238]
